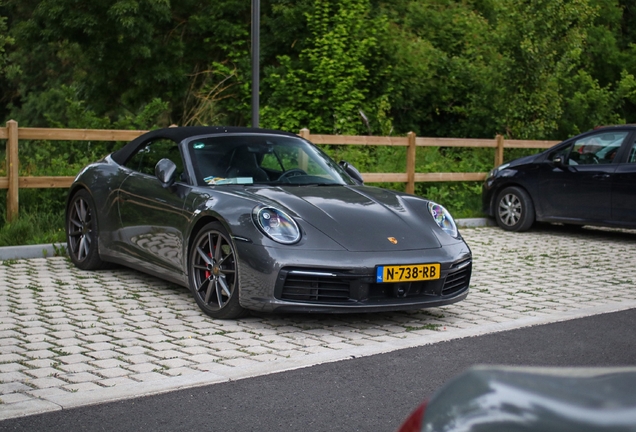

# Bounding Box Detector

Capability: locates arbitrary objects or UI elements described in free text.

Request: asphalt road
[2,308,635,432]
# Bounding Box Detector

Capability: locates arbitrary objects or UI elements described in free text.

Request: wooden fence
[0,119,559,223]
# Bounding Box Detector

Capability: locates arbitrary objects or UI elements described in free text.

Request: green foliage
[0,9,11,74]
[493,0,594,139]
[261,0,390,134]
[39,85,170,130]
[2,0,252,126]
[0,5,15,111]
[558,70,636,135]
[384,0,502,137]
[418,183,483,218]
[14,90,170,181]
[0,211,65,246]
[0,189,66,245]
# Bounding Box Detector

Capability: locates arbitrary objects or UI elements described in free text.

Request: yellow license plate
[376,263,441,283]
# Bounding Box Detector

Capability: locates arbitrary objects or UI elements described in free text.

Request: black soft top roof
[111,126,299,165]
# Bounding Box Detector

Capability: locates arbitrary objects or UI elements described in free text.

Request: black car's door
[612,137,636,225]
[116,138,191,276]
[538,130,627,222]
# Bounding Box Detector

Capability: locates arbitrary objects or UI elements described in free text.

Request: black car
[483,125,636,231]
[66,126,472,319]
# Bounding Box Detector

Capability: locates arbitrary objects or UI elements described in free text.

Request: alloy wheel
[498,193,522,226]
[191,229,237,311]
[67,196,94,262]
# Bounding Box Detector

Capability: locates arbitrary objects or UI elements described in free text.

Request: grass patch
[404,323,442,332]
[0,212,65,246]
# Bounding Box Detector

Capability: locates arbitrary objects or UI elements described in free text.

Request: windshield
[186,134,356,186]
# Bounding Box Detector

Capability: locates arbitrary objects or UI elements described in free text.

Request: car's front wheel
[66,189,110,270]
[495,186,535,232]
[189,222,247,319]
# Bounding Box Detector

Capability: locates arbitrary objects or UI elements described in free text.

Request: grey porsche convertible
[66,127,471,319]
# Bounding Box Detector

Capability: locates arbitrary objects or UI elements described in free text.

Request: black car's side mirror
[155,158,177,188]
[339,160,364,185]
[552,153,568,167]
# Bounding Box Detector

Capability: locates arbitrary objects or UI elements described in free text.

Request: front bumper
[482,177,496,216]
[236,241,472,313]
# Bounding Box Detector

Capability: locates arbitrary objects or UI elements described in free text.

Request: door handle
[592,174,610,180]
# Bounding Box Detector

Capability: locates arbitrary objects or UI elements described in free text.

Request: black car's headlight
[253,207,301,244]
[488,162,510,179]
[428,202,458,238]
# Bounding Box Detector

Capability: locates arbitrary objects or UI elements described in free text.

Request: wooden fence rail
[1,120,560,223]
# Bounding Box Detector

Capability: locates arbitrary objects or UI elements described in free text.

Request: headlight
[253,207,301,244]
[489,163,510,178]
[428,202,458,238]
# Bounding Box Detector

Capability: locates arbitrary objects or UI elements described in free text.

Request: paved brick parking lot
[1,225,636,419]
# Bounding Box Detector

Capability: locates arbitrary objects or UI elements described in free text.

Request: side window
[567,131,627,165]
[126,139,184,178]
[628,140,636,164]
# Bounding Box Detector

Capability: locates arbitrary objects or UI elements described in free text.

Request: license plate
[376,263,441,283]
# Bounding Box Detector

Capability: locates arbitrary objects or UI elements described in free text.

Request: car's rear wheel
[189,222,247,319]
[495,186,535,232]
[66,189,110,270]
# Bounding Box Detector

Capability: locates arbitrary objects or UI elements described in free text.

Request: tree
[2,0,253,127]
[261,0,391,134]
[492,0,595,139]
[382,0,502,138]
[0,3,15,116]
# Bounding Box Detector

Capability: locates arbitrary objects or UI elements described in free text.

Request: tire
[66,189,111,270]
[495,186,535,232]
[189,222,247,319]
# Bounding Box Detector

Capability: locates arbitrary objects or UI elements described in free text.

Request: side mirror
[155,158,177,188]
[552,153,567,167]
[339,160,364,185]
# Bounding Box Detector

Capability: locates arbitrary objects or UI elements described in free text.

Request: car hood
[245,185,442,252]
[507,153,540,168]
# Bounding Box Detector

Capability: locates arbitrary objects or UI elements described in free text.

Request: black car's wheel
[189,222,247,319]
[495,186,535,232]
[66,189,110,270]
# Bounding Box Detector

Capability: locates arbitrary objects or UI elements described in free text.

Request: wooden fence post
[7,120,19,223]
[494,134,504,168]
[298,128,310,171]
[406,131,416,194]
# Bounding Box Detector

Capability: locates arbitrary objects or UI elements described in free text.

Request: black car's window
[187,135,355,186]
[125,139,184,178]
[559,131,628,165]
[627,140,636,163]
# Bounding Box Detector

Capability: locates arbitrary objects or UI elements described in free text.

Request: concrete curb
[456,217,496,228]
[0,243,67,261]
[0,219,495,261]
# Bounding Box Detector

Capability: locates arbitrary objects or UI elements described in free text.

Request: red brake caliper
[205,248,215,279]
